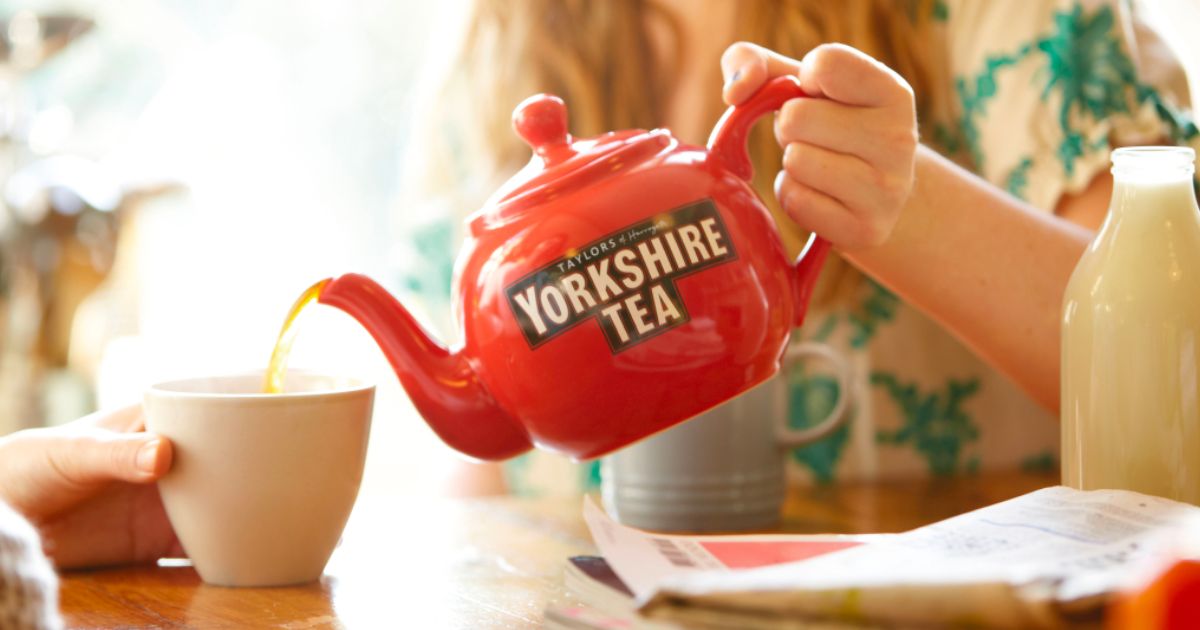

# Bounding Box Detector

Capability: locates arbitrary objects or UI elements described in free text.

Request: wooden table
[59,471,1058,628]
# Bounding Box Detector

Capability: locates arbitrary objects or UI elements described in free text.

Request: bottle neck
[1109,174,1199,220]
[1108,147,1198,221]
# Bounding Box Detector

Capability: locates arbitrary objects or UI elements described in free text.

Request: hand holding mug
[0,405,183,569]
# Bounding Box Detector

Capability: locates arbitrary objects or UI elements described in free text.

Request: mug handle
[773,342,852,448]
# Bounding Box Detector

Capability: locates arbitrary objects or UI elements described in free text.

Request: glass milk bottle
[1062,147,1200,503]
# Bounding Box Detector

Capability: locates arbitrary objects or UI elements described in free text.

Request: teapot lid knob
[513,94,571,157]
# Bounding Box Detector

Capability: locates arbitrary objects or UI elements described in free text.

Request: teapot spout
[318,273,532,461]
[791,236,831,327]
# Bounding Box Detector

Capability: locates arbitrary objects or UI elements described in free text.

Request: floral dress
[784,0,1199,488]
[396,0,1200,496]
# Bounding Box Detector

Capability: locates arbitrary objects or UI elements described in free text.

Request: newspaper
[584,487,1200,629]
[582,497,877,599]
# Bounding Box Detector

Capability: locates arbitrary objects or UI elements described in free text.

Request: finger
[39,483,184,569]
[80,404,145,433]
[774,97,915,168]
[798,43,914,108]
[721,41,802,105]
[45,431,173,488]
[775,171,885,248]
[133,485,186,563]
[782,142,881,220]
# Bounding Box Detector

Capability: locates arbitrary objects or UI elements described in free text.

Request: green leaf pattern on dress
[583,459,603,491]
[1039,5,1137,175]
[848,280,901,349]
[398,217,455,304]
[954,3,1198,182]
[954,44,1035,169]
[1004,156,1035,201]
[873,373,982,476]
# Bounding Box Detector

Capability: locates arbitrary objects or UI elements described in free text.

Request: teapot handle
[707,75,806,181]
[707,75,831,328]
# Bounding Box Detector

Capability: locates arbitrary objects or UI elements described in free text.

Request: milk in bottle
[1062,146,1200,503]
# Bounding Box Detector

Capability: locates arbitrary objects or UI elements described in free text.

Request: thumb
[46,432,173,488]
[721,42,803,106]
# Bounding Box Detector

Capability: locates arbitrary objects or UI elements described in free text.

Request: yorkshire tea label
[505,199,737,353]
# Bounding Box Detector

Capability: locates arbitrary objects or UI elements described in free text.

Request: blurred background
[0,0,1195,497]
[0,0,471,496]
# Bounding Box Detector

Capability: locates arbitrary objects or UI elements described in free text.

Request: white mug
[145,372,373,586]
[601,342,850,532]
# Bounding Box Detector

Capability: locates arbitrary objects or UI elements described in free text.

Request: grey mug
[601,342,850,531]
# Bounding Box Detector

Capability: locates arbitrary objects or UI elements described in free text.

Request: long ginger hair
[402,0,952,308]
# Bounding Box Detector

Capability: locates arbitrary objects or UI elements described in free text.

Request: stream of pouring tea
[263,279,331,393]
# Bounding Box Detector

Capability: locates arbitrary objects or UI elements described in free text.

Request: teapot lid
[480,94,675,223]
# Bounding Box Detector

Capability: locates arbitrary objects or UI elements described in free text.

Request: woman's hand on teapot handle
[721,42,917,249]
[0,405,183,569]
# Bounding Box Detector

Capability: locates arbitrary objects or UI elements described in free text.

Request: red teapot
[318,77,830,461]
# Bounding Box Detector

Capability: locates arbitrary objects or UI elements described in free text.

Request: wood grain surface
[59,471,1058,628]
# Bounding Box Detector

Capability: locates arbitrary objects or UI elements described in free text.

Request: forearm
[842,145,1093,413]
